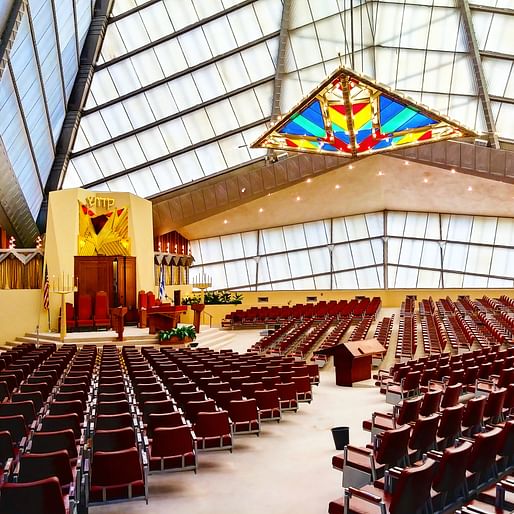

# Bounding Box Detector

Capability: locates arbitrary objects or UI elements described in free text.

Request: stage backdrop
[42,189,154,331]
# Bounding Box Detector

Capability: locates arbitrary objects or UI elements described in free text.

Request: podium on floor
[317,338,385,387]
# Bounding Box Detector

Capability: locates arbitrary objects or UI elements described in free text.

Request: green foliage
[181,291,243,305]
[158,325,197,341]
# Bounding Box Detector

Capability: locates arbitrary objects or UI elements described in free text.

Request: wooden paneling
[74,256,136,311]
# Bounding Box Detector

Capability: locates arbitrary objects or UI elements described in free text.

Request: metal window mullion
[49,0,67,108]
[7,59,44,192]
[25,2,55,149]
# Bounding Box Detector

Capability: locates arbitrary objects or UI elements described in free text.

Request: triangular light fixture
[252,66,477,157]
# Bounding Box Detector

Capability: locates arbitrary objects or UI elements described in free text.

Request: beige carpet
[91,334,391,514]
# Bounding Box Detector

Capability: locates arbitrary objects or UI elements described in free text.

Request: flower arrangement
[181,291,243,305]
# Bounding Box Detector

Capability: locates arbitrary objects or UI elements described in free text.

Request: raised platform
[11,325,239,350]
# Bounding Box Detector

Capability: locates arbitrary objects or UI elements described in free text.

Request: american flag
[158,264,166,300]
[43,265,49,310]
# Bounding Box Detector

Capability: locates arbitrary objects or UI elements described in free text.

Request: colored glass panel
[253,66,475,157]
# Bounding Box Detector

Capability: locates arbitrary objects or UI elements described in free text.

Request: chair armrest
[19,437,28,452]
[500,478,514,494]
[347,487,383,504]
[426,450,443,461]
[345,445,373,457]
[372,411,393,422]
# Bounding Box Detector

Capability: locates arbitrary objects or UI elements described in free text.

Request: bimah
[317,338,385,386]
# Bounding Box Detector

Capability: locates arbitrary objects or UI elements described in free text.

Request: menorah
[191,272,212,303]
[51,273,77,342]
[190,273,212,333]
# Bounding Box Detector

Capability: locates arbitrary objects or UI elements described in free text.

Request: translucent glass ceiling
[0,0,93,217]
[63,0,514,199]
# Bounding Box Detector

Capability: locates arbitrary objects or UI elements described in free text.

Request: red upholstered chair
[93,427,137,453]
[408,413,439,463]
[227,399,260,435]
[29,429,78,465]
[93,291,110,330]
[89,447,148,504]
[148,426,197,473]
[429,441,473,511]
[419,389,442,417]
[461,395,486,436]
[94,413,133,432]
[146,291,155,309]
[466,427,502,495]
[39,413,82,442]
[16,449,75,494]
[65,303,75,332]
[147,412,185,439]
[275,382,298,412]
[0,476,68,514]
[292,375,312,403]
[183,399,216,424]
[254,389,281,422]
[329,458,436,514]
[76,295,93,330]
[436,404,464,450]
[0,431,14,470]
[193,411,233,452]
[215,390,243,411]
[333,424,411,488]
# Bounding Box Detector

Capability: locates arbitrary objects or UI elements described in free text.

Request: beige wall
[43,189,155,331]
[0,290,41,343]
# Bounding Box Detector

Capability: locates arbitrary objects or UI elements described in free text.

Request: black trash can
[331,426,349,450]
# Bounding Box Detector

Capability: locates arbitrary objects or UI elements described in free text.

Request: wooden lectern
[111,306,128,341]
[147,305,187,334]
[317,338,385,387]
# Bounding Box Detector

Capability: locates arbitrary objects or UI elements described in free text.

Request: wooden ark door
[74,256,136,312]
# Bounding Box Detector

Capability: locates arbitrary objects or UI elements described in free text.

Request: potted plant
[158,325,196,346]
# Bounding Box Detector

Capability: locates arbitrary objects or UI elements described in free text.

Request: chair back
[0,477,66,514]
[375,424,410,466]
[389,458,436,514]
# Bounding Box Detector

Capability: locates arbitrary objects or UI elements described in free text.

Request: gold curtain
[153,263,188,286]
[0,255,43,289]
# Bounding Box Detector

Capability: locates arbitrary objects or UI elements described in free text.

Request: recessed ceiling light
[267,193,271,197]
[306,178,312,183]
[451,168,456,174]
[223,219,228,224]
[335,184,340,189]
[467,186,473,192]
[378,171,384,176]
[241,187,246,193]
[404,161,409,165]
[259,208,264,213]
[296,196,301,201]
[349,164,353,170]
[423,178,428,183]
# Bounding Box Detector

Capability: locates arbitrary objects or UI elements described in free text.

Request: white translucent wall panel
[260,227,286,253]
[283,224,307,250]
[30,0,66,143]
[225,260,250,288]
[76,0,93,48]
[418,269,442,288]
[443,243,468,272]
[495,218,514,246]
[465,246,493,275]
[10,16,53,182]
[287,250,312,277]
[0,66,42,216]
[346,215,370,240]
[332,244,354,271]
[357,267,382,289]
[191,210,514,291]
[55,0,78,97]
[442,215,473,242]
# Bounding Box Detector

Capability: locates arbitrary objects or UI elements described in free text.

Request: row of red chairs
[62,291,110,331]
[223,297,381,329]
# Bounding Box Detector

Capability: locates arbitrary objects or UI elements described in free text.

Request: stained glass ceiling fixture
[252,66,479,158]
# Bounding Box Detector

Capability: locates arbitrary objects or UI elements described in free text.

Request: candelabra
[51,273,78,342]
[190,273,212,333]
[191,272,212,304]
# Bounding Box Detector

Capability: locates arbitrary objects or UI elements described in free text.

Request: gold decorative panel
[78,202,130,256]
